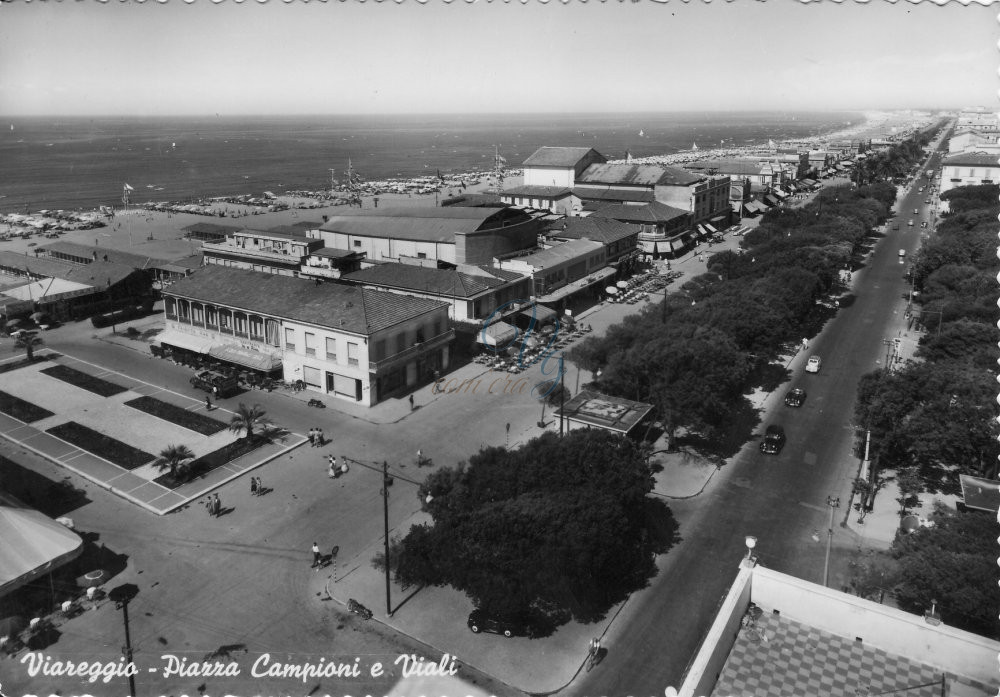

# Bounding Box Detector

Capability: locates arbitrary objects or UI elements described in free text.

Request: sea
[0,111,863,214]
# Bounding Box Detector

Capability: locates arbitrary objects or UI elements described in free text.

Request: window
[284,328,295,351]
[353,240,362,248]
[164,297,177,318]
[249,316,264,339]
[206,307,218,327]
[192,304,204,324]
[220,312,231,330]
[304,332,317,357]
[432,319,441,337]
[234,314,248,336]
[178,301,189,319]
[417,252,427,259]
[265,320,280,346]
[347,342,359,367]
[374,339,386,361]
[396,333,407,354]
[325,337,337,361]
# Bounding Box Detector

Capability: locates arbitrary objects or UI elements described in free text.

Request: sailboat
[638,129,645,137]
[692,142,699,151]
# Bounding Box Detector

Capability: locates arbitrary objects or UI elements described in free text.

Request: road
[574,131,951,696]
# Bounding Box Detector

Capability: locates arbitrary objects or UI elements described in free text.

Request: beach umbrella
[29,312,47,323]
[616,281,629,289]
[5,319,22,328]
[605,286,618,295]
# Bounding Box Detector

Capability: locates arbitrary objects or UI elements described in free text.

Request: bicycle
[741,603,768,643]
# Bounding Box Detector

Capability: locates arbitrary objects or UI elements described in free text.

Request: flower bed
[153,436,265,490]
[0,389,54,423]
[124,396,227,436]
[0,355,50,374]
[40,365,127,397]
[47,421,154,470]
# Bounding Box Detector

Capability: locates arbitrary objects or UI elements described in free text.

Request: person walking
[308,428,316,447]
[408,394,415,411]
[328,455,337,478]
[311,542,321,568]
[205,395,213,411]
[206,497,213,516]
[316,428,324,447]
[212,493,221,517]
[250,477,258,497]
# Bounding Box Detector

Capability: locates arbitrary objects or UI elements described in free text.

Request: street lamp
[823,496,841,587]
[382,461,393,617]
[743,536,757,567]
[108,583,139,697]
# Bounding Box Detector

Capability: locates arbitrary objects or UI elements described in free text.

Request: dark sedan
[467,609,533,637]
[760,425,786,454]
[784,388,807,407]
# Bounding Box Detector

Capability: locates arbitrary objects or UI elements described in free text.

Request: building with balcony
[940,152,1000,193]
[202,228,325,276]
[312,207,540,267]
[494,239,613,308]
[586,201,693,258]
[38,241,197,286]
[160,265,452,406]
[342,263,530,324]
[299,248,366,280]
[498,185,573,214]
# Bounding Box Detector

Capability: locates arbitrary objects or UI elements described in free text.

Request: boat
[692,142,699,151]
[639,129,644,137]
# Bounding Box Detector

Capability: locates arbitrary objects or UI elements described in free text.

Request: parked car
[760,425,786,454]
[924,199,931,204]
[805,356,822,373]
[913,209,918,215]
[784,388,807,407]
[190,370,240,398]
[907,220,914,227]
[467,609,533,637]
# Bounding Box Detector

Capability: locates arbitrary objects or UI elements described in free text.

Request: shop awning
[209,343,282,372]
[477,321,518,347]
[0,505,84,597]
[157,329,216,354]
[520,305,557,323]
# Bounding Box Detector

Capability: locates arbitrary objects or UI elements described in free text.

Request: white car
[805,356,822,373]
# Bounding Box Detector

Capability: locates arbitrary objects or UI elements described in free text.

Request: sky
[0,1,995,116]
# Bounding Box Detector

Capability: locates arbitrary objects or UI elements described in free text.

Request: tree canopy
[391,430,668,624]
[890,503,999,638]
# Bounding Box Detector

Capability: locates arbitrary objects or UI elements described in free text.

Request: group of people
[308,427,325,447]
[249,475,264,496]
[205,493,222,517]
[328,454,348,478]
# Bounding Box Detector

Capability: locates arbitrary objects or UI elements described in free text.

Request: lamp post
[823,496,840,587]
[742,535,757,568]
[108,583,139,697]
[382,461,392,617]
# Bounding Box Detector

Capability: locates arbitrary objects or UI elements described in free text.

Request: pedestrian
[317,428,324,446]
[205,395,212,411]
[205,498,213,516]
[416,448,423,466]
[250,477,258,497]
[698,253,704,263]
[308,428,315,446]
[311,542,321,568]
[212,493,221,517]
[254,476,263,495]
[328,455,337,478]
[408,394,415,411]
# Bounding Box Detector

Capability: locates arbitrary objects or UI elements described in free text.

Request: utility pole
[823,496,840,587]
[382,461,392,617]
[559,355,565,438]
[109,584,139,697]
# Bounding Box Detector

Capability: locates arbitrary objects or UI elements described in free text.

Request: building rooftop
[578,162,702,187]
[318,206,530,243]
[557,389,653,435]
[344,263,520,298]
[522,146,605,168]
[181,222,243,236]
[232,228,313,243]
[505,239,604,270]
[544,216,639,245]
[39,241,170,267]
[942,152,1000,167]
[571,187,655,203]
[500,185,573,198]
[589,200,690,224]
[163,265,447,335]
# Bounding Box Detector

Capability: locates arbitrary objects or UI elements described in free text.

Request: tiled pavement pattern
[713,611,953,697]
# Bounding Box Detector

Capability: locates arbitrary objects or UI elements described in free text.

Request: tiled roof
[61,260,139,287]
[163,265,447,335]
[501,185,573,197]
[589,201,690,224]
[344,263,507,298]
[318,207,529,243]
[578,163,702,187]
[440,193,504,207]
[942,152,1000,167]
[506,239,604,269]
[522,147,605,168]
[473,265,527,283]
[181,222,243,235]
[263,222,323,236]
[571,187,655,203]
[545,217,639,245]
[686,160,766,177]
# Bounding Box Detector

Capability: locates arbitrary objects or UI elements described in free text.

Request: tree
[395,430,666,624]
[228,403,271,442]
[13,331,43,361]
[890,503,999,638]
[156,444,195,479]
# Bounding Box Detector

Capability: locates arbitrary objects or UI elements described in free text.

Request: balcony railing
[368,329,454,373]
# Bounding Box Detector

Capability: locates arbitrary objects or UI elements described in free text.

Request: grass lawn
[153,436,266,490]
[0,355,50,374]
[47,421,154,470]
[40,364,127,397]
[125,396,227,436]
[0,389,55,423]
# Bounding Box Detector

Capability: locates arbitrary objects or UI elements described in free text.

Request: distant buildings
[160,265,453,406]
[939,152,999,194]
[202,227,325,276]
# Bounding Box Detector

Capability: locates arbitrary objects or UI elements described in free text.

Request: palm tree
[229,403,271,442]
[14,332,43,361]
[156,444,195,479]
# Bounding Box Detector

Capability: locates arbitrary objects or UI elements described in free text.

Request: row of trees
[850,124,939,187]
[854,183,999,495]
[568,181,895,449]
